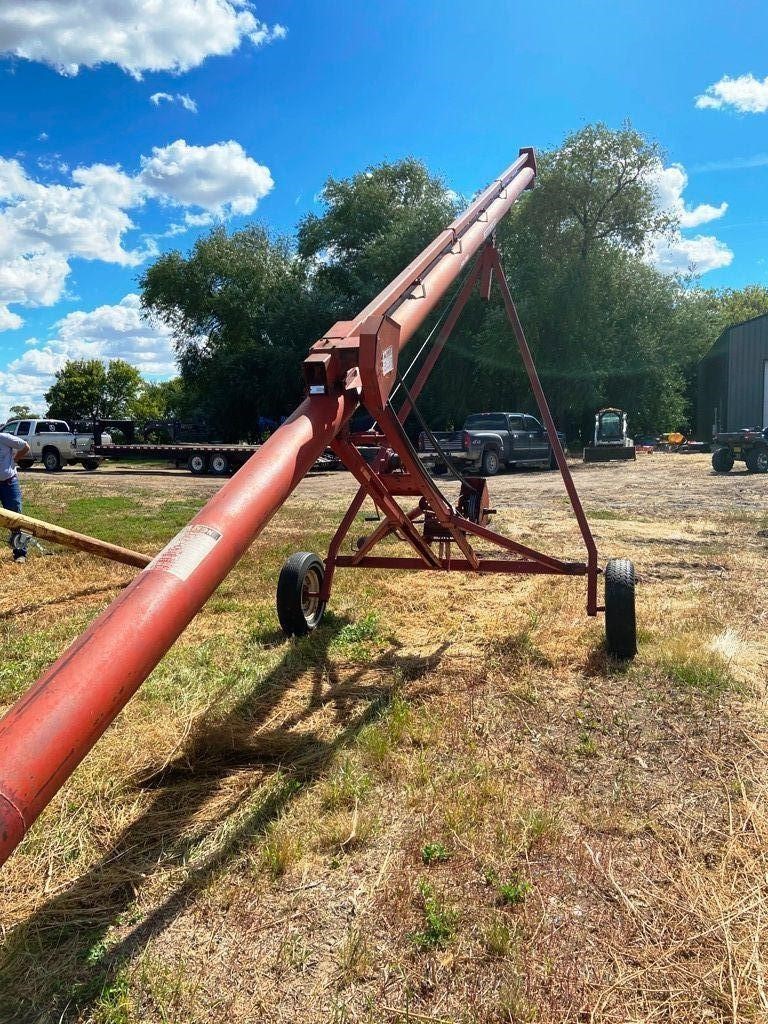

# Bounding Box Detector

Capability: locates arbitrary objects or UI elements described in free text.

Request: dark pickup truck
[418,412,566,476]
[712,427,768,474]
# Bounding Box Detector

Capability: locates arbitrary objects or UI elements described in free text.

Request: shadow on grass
[1,616,446,1023]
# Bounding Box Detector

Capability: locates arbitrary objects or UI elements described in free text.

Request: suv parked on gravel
[0,418,109,471]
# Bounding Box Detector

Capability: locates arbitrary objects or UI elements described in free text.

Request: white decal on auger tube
[147,524,222,581]
[381,345,394,376]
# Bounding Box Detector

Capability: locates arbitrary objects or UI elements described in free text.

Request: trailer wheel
[42,448,62,472]
[277,552,326,636]
[604,558,637,660]
[188,453,208,476]
[712,447,734,473]
[82,458,100,471]
[481,448,500,476]
[210,454,229,476]
[745,446,768,474]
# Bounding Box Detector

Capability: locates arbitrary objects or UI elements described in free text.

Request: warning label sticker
[381,344,394,376]
[146,524,222,581]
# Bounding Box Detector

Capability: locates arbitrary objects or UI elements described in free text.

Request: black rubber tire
[42,448,61,472]
[276,552,326,636]
[188,453,209,476]
[432,462,448,476]
[604,558,637,660]
[17,460,34,471]
[82,458,100,471]
[548,449,558,470]
[745,446,768,474]
[210,454,230,476]
[481,448,500,476]
[712,447,734,473]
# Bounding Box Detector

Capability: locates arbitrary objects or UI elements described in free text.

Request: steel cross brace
[321,241,600,616]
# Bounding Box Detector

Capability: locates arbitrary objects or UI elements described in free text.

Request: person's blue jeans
[0,475,28,559]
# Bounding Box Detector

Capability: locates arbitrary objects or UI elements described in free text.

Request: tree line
[34,124,768,442]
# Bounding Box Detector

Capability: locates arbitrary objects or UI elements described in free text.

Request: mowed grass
[0,462,767,1024]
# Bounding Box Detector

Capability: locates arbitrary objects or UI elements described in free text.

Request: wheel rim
[212,456,227,473]
[301,567,322,625]
[45,454,57,469]
[486,453,497,472]
[190,456,204,472]
[758,452,768,471]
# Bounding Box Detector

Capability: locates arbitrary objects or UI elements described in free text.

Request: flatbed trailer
[94,442,343,475]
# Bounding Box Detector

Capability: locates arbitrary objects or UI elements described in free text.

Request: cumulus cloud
[150,92,198,113]
[696,74,768,113]
[0,141,273,329]
[139,140,273,215]
[0,294,176,419]
[0,1,287,78]
[647,161,733,275]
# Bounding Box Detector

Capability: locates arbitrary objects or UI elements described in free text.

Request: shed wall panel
[727,318,768,429]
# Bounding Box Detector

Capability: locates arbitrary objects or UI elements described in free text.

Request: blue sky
[1,0,766,417]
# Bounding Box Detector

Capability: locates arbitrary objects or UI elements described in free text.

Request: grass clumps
[658,646,736,698]
[486,868,531,907]
[261,818,303,878]
[421,841,451,865]
[409,880,459,951]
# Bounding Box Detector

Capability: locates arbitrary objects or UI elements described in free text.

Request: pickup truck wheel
[276,552,326,636]
[605,558,637,660]
[432,462,448,476]
[745,447,768,474]
[17,460,34,471]
[548,449,558,470]
[481,449,500,476]
[42,448,62,472]
[712,447,734,473]
[188,453,209,475]
[210,454,230,476]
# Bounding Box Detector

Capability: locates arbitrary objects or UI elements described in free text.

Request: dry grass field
[0,454,766,1024]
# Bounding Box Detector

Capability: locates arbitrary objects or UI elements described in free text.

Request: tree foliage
[45,359,143,422]
[137,127,757,443]
[140,226,321,440]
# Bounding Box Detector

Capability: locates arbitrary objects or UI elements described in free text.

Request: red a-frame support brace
[318,239,600,616]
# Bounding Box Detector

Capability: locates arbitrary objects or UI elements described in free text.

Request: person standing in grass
[0,429,31,563]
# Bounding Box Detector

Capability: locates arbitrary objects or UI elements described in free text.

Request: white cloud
[0,1,287,78]
[648,234,733,276]
[0,294,177,419]
[150,92,198,113]
[650,162,728,228]
[647,161,733,275]
[696,74,768,113]
[139,140,273,215]
[0,141,273,329]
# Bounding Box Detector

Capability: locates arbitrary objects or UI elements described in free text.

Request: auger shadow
[1,617,447,1024]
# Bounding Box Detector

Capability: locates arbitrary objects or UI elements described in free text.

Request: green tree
[8,404,39,419]
[45,359,143,422]
[141,226,321,440]
[711,285,768,331]
[427,123,714,439]
[128,378,186,421]
[298,158,457,312]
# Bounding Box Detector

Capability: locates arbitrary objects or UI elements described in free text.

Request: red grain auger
[0,148,636,868]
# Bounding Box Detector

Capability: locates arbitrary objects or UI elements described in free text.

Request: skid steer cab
[583,408,636,463]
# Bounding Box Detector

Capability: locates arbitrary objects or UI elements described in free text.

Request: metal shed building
[697,312,768,439]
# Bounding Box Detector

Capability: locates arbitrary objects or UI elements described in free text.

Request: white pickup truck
[0,418,111,471]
